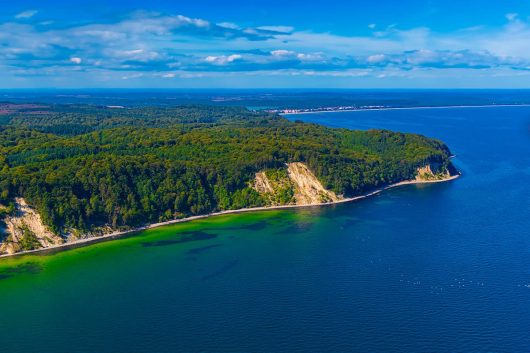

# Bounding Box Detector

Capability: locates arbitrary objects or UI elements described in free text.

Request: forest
[0,103,455,235]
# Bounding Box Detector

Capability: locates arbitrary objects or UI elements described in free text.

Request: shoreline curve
[0,173,460,259]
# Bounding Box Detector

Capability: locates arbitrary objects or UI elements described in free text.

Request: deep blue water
[288,106,530,351]
[1,106,530,352]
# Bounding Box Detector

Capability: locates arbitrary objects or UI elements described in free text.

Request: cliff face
[287,163,340,205]
[0,198,63,255]
[415,162,453,181]
[254,162,341,206]
[253,161,457,207]
[254,172,276,194]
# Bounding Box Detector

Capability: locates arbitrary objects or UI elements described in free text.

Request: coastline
[280,104,530,115]
[0,173,460,259]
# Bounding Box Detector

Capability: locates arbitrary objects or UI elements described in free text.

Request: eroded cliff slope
[254,162,456,207]
[0,198,63,255]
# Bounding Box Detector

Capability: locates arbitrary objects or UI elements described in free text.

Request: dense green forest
[0,104,279,134]
[0,103,455,235]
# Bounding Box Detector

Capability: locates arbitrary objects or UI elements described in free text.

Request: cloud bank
[2,10,530,87]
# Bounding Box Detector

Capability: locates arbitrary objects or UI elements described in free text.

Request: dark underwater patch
[141,231,218,247]
[0,262,43,280]
[209,220,270,232]
[187,244,222,255]
[201,259,239,281]
[277,222,314,235]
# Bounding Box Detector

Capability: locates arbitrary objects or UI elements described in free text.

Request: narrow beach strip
[280,104,530,115]
[0,174,460,259]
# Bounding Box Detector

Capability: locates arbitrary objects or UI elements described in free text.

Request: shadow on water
[201,259,239,281]
[276,221,315,235]
[141,231,218,248]
[187,244,222,255]
[0,262,42,281]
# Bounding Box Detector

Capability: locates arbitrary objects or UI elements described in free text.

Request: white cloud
[123,49,144,55]
[367,54,386,63]
[204,54,242,65]
[70,57,82,64]
[405,49,439,65]
[227,54,242,62]
[175,14,210,28]
[256,26,294,33]
[296,52,325,61]
[217,22,239,29]
[109,49,161,62]
[15,10,38,19]
[270,50,296,57]
[506,13,518,22]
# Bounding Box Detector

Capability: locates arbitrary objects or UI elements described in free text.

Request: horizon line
[3,87,530,91]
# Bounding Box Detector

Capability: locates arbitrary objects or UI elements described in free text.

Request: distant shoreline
[280,104,530,115]
[0,173,460,259]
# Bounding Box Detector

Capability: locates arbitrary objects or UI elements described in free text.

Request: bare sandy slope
[253,162,340,205]
[287,162,340,204]
[254,172,275,194]
[0,198,63,255]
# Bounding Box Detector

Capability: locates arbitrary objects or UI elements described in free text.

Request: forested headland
[0,103,456,246]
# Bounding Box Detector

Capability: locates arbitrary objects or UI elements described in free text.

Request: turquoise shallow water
[1,106,530,352]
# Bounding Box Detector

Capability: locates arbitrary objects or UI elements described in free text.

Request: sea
[1,102,530,352]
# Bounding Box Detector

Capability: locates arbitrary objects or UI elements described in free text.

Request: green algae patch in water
[0,210,294,283]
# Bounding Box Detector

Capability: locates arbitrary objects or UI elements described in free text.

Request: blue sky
[2,0,530,88]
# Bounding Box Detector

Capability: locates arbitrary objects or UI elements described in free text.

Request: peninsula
[0,103,459,256]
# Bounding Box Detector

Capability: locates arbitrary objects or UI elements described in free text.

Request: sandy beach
[0,173,460,259]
